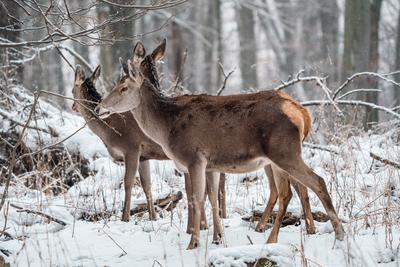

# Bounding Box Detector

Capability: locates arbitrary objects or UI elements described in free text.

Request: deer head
[72,65,101,112]
[96,39,166,118]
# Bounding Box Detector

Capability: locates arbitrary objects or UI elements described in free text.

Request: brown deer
[72,66,219,230]
[129,42,317,237]
[97,39,345,249]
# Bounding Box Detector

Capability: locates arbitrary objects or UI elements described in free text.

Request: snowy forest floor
[1,86,400,267]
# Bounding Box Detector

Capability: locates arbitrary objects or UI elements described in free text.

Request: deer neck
[131,79,174,147]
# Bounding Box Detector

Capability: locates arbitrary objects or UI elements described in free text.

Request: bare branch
[302,100,400,120]
[99,0,188,10]
[216,62,235,96]
[333,72,400,100]
[10,203,67,226]
[370,152,400,169]
[274,70,341,114]
[337,89,382,100]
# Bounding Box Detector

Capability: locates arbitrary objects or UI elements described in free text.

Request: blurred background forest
[1,0,400,125]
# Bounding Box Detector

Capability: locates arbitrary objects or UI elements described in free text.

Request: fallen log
[242,209,329,227]
[130,191,183,215]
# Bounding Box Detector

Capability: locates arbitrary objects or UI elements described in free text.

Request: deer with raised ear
[97,39,344,249]
[129,41,318,237]
[71,64,224,231]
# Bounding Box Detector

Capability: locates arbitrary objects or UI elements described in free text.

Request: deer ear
[151,38,166,62]
[119,58,129,76]
[128,59,143,83]
[133,41,146,62]
[75,65,85,83]
[91,65,101,84]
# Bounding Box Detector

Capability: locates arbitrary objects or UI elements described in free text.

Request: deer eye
[119,87,128,94]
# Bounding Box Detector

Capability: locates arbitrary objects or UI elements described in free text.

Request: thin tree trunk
[170,21,183,83]
[395,10,400,106]
[365,0,382,125]
[236,4,257,91]
[98,2,135,89]
[319,0,339,83]
[0,0,23,81]
[341,0,370,82]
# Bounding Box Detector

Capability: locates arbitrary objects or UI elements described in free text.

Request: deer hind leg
[293,182,316,234]
[206,172,223,244]
[255,164,278,232]
[273,157,344,241]
[122,154,140,222]
[184,173,194,234]
[138,160,157,221]
[200,189,208,230]
[187,161,207,250]
[266,166,292,243]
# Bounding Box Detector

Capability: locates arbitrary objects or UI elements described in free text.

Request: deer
[96,39,345,250]
[71,65,222,232]
[130,42,318,237]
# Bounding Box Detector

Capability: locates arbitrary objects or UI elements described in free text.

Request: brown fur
[72,66,225,230]
[99,40,344,249]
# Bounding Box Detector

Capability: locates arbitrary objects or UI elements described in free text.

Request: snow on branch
[333,72,400,100]
[274,70,400,120]
[302,100,400,120]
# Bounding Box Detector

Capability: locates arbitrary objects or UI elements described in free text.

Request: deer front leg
[187,161,206,250]
[206,172,223,244]
[122,153,140,222]
[138,160,157,221]
[186,172,208,234]
[218,173,227,219]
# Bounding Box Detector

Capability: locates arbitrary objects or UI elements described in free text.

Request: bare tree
[366,0,383,124]
[236,2,257,90]
[395,9,400,106]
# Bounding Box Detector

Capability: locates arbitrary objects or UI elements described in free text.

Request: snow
[1,86,400,266]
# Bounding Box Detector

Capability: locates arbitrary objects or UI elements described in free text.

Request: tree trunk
[98,2,135,89]
[236,3,257,91]
[0,0,23,81]
[319,0,339,84]
[395,10,400,106]
[365,0,382,125]
[170,21,183,84]
[341,0,370,82]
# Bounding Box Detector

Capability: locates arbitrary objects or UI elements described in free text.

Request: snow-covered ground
[1,86,400,266]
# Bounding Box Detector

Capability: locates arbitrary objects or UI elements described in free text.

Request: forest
[0,0,400,266]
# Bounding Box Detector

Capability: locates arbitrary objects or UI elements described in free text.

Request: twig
[101,229,127,257]
[9,203,67,226]
[99,0,188,10]
[333,72,400,100]
[216,62,235,96]
[0,109,56,137]
[274,70,342,114]
[18,123,87,159]
[302,100,400,120]
[303,142,339,155]
[337,89,382,100]
[0,92,39,212]
[369,152,400,169]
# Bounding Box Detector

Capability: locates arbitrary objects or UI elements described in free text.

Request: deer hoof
[255,225,266,233]
[121,213,130,222]
[186,241,199,250]
[200,223,209,230]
